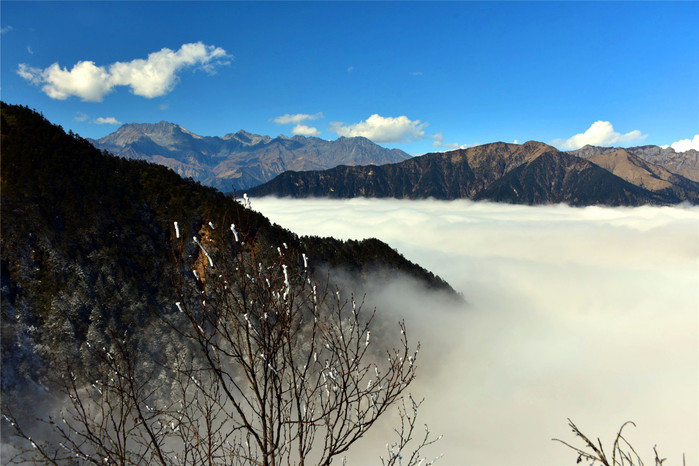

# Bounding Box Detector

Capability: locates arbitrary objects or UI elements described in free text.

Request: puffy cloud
[291,124,321,136]
[1,26,13,35]
[19,61,114,101]
[553,120,647,150]
[670,134,699,152]
[272,112,324,125]
[273,113,324,137]
[329,114,427,144]
[94,117,122,125]
[16,42,229,102]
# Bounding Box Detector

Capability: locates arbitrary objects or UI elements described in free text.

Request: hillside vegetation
[0,102,456,405]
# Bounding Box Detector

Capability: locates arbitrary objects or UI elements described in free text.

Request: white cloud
[251,197,699,465]
[347,65,355,73]
[16,42,229,102]
[19,61,114,101]
[1,25,13,35]
[553,120,647,150]
[73,112,89,122]
[670,134,699,152]
[431,132,479,151]
[273,112,324,125]
[94,116,122,125]
[329,114,427,144]
[431,132,460,149]
[291,124,321,136]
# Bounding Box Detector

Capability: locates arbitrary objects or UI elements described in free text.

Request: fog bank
[252,198,699,465]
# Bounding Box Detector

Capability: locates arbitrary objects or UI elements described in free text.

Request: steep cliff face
[247,141,695,205]
[92,123,410,192]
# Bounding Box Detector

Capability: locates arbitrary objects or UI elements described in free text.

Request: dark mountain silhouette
[247,141,695,205]
[90,122,410,192]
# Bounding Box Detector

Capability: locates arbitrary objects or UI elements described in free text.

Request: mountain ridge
[247,141,697,205]
[569,144,699,182]
[91,122,411,192]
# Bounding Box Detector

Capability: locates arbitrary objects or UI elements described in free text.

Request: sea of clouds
[251,197,699,465]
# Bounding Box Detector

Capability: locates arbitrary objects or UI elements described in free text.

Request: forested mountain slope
[0,103,455,404]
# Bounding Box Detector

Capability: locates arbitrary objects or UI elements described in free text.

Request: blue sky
[2,1,698,155]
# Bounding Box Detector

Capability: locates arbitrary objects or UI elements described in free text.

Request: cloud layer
[17,42,229,102]
[251,197,699,465]
[329,114,426,143]
[553,121,647,150]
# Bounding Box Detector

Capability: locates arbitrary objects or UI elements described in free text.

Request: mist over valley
[252,197,699,465]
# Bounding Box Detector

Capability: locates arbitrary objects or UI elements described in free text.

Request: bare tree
[3,218,440,465]
[3,328,173,465]
[553,418,684,466]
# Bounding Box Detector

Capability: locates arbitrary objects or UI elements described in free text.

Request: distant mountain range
[91,122,410,192]
[247,141,699,206]
[90,120,698,206]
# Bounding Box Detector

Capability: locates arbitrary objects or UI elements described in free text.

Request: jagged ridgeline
[0,102,457,398]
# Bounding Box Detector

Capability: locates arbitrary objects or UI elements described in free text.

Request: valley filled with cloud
[252,197,699,465]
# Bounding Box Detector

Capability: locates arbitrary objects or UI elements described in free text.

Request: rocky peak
[223,130,272,146]
[570,144,699,182]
